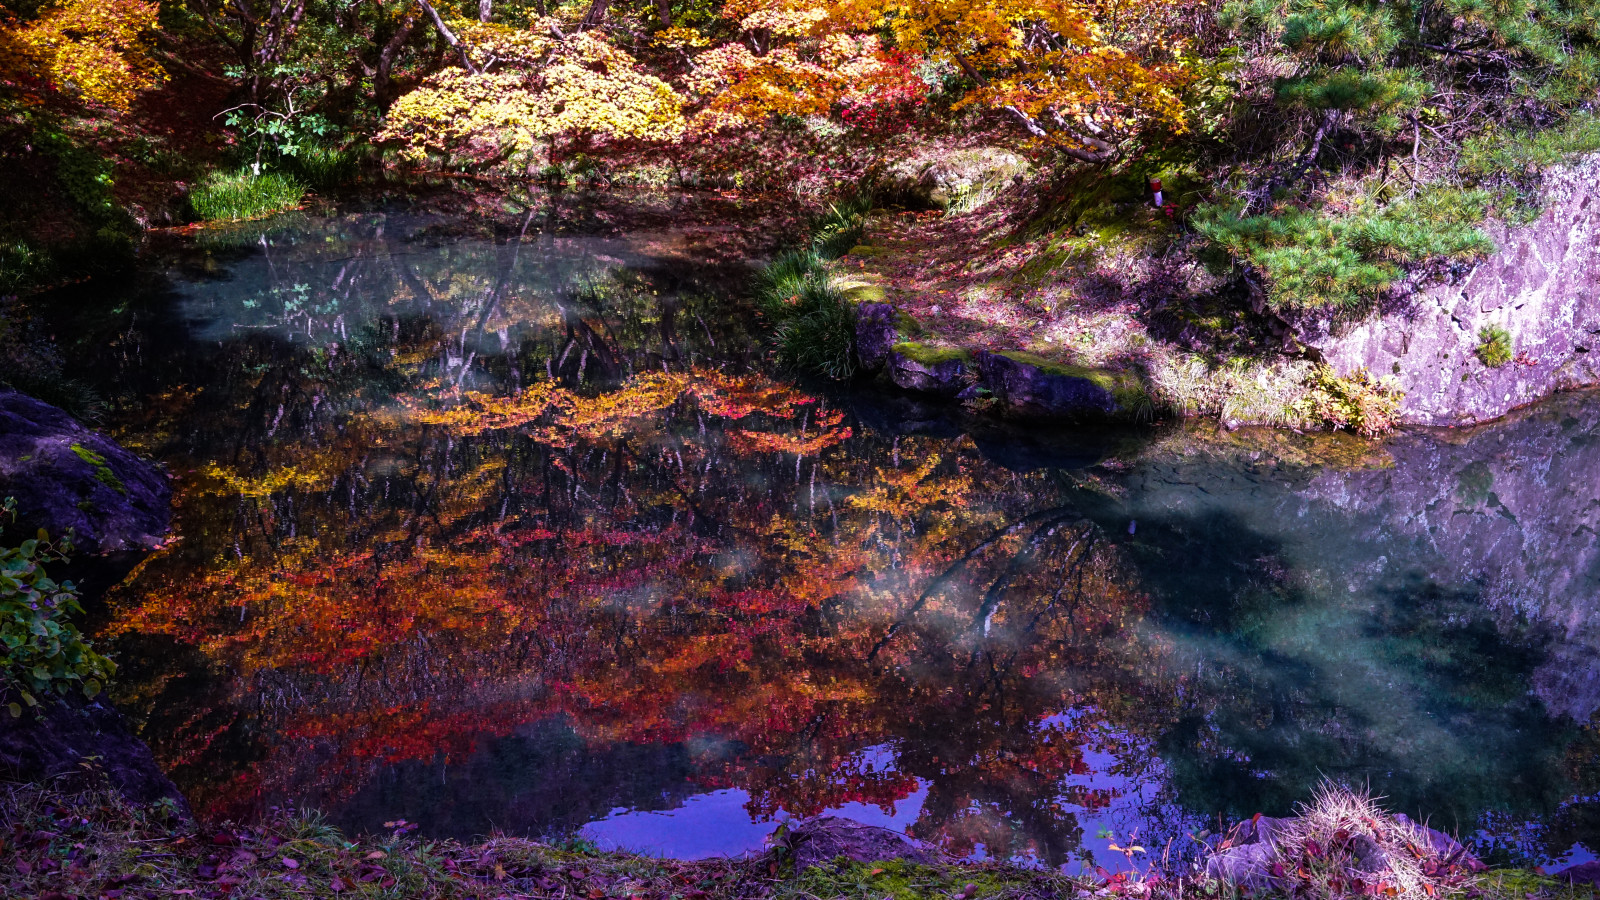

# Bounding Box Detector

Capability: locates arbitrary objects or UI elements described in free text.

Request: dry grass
[1266,784,1477,899]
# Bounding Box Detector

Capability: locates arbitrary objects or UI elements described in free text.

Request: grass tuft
[755,250,858,379]
[190,169,306,222]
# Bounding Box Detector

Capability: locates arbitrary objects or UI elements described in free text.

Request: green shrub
[0,242,52,294]
[1476,325,1513,368]
[190,169,306,222]
[810,192,873,260]
[1,499,115,717]
[1292,365,1404,436]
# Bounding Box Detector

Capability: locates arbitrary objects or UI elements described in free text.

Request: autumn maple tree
[692,0,1194,162]
[379,0,1195,167]
[0,0,165,111]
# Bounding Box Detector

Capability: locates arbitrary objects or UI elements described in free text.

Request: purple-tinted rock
[1305,152,1600,425]
[973,351,1120,418]
[1393,814,1476,865]
[0,693,190,814]
[855,302,900,373]
[1556,862,1600,885]
[780,816,942,869]
[0,389,170,556]
[1206,842,1278,888]
[889,349,968,396]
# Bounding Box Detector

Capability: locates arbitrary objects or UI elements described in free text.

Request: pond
[53,205,1599,872]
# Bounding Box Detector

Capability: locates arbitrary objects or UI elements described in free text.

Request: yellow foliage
[380,23,685,162]
[0,0,166,110]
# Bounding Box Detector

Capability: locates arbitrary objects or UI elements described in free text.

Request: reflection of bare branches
[869,506,1084,661]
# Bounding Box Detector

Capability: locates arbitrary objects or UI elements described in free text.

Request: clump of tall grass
[810,192,874,260]
[283,145,363,191]
[190,168,306,222]
[755,249,857,379]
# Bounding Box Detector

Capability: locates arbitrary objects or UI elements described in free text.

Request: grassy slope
[842,167,1327,428]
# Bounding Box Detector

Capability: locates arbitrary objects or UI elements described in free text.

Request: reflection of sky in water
[582,725,1192,872]
[170,219,655,349]
[583,786,930,860]
[584,744,927,859]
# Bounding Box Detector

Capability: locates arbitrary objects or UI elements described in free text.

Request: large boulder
[1306,152,1600,425]
[0,389,170,556]
[974,351,1134,419]
[0,694,190,815]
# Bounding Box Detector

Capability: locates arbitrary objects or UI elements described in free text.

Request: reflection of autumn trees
[109,347,1171,860]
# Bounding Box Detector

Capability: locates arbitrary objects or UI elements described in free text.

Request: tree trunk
[479,0,492,21]
[416,0,481,74]
[373,13,419,110]
[657,0,671,27]
[580,0,610,30]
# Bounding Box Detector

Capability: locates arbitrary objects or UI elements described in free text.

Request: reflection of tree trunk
[659,295,680,362]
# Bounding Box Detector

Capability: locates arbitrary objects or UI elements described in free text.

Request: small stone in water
[1128,520,1137,535]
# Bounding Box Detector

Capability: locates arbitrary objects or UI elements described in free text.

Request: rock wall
[0,389,181,810]
[1310,153,1600,426]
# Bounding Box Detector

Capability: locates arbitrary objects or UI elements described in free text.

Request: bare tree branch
[416,0,481,74]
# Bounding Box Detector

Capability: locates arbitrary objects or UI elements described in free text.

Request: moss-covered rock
[889,342,970,396]
[978,351,1152,421]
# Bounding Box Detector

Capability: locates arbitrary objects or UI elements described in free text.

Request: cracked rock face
[1310,153,1600,426]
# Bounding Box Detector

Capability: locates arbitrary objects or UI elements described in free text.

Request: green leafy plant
[1476,325,1513,368]
[190,169,307,222]
[1,498,115,717]
[810,192,874,260]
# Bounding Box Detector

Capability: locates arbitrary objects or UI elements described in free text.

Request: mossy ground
[0,786,1588,900]
[892,341,970,365]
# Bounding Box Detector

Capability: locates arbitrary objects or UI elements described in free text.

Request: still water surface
[61,209,1599,870]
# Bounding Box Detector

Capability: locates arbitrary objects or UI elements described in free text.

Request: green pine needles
[1194,190,1493,311]
[1195,0,1600,312]
[1476,325,1513,367]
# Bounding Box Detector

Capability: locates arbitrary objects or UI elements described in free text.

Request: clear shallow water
[51,210,1598,870]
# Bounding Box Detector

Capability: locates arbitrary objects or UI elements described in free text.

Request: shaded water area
[46,206,1599,870]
